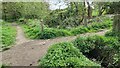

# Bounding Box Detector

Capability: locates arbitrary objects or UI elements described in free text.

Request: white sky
[48,0,68,10]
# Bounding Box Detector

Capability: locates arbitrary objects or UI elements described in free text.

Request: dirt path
[16,26,30,45]
[1,25,109,66]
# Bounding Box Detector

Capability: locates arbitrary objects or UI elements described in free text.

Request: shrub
[70,26,89,35]
[23,25,72,39]
[88,19,112,32]
[105,30,120,38]
[71,18,112,35]
[23,17,112,39]
[39,42,100,67]
[22,25,40,39]
[73,35,120,67]
[38,28,72,39]
[2,2,49,22]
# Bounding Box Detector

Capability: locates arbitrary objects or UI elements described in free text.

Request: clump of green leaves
[73,35,120,67]
[39,42,100,67]
[70,26,89,35]
[23,17,112,39]
[2,22,16,50]
[38,28,72,39]
[105,30,120,39]
[70,18,112,35]
[22,19,72,39]
[88,18,112,31]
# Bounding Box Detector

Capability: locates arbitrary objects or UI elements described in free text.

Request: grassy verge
[1,22,17,51]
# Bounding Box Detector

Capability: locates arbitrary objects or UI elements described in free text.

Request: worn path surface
[1,25,109,66]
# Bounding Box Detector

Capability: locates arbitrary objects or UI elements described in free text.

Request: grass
[1,22,17,51]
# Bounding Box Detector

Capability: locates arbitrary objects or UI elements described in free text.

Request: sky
[48,0,68,10]
[47,0,93,10]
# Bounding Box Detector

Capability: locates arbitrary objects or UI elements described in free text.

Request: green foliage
[2,2,49,22]
[73,35,119,54]
[71,18,112,35]
[1,22,16,50]
[105,31,116,37]
[70,26,89,35]
[22,19,72,39]
[23,26,71,39]
[23,17,112,39]
[0,64,7,68]
[87,18,112,31]
[39,42,100,67]
[107,2,120,14]
[38,28,71,39]
[105,30,120,40]
[73,35,120,67]
[44,2,84,29]
[22,25,40,39]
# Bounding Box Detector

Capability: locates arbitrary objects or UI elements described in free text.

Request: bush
[23,17,112,39]
[71,18,112,35]
[23,24,72,39]
[39,42,100,67]
[105,30,120,38]
[2,2,49,22]
[22,25,40,39]
[88,19,112,32]
[70,26,89,35]
[73,35,120,67]
[2,23,16,50]
[38,28,72,39]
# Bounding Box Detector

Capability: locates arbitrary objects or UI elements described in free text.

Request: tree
[2,2,49,22]
[113,14,120,36]
[108,2,120,14]
[97,2,111,16]
[111,2,120,37]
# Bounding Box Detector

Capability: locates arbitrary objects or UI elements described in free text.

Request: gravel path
[1,25,109,66]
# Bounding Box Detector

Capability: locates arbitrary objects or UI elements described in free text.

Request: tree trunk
[83,1,87,26]
[113,14,120,34]
[40,19,44,32]
[87,2,92,18]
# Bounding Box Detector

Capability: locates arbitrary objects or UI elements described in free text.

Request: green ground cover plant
[1,22,16,51]
[22,25,72,39]
[73,35,120,67]
[22,18,112,39]
[39,42,100,67]
[71,18,112,35]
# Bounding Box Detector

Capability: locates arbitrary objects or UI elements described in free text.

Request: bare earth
[1,25,109,66]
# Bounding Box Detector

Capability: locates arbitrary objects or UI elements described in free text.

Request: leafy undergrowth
[22,17,112,39]
[22,25,71,39]
[1,22,16,51]
[22,19,72,39]
[105,30,120,40]
[73,35,120,67]
[39,42,100,67]
[71,17,112,35]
